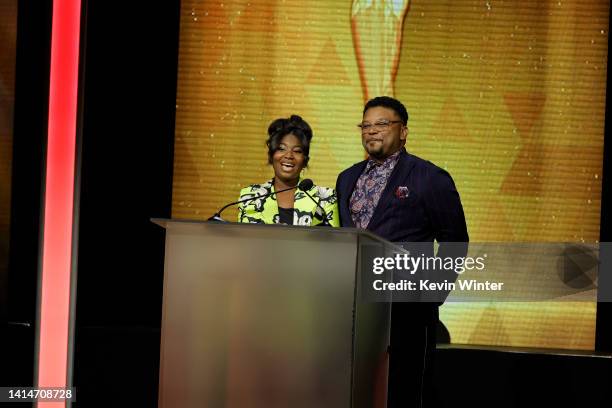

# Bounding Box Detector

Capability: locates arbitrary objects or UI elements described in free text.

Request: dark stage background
[4,0,179,405]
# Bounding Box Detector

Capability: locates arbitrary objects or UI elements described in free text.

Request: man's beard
[365,143,384,159]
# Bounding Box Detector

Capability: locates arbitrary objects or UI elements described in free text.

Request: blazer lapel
[367,150,416,229]
[259,179,277,224]
[341,161,367,228]
[293,182,317,225]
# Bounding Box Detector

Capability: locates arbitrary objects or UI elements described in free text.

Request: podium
[154,219,400,408]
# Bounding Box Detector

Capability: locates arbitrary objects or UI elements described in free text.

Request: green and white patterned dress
[237,178,340,227]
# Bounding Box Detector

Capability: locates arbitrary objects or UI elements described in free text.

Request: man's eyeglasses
[357,120,403,133]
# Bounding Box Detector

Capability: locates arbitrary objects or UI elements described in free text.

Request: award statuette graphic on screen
[351,0,410,100]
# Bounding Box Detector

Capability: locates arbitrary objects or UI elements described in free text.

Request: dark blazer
[335,148,468,245]
[335,148,468,407]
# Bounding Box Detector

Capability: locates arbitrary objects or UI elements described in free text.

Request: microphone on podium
[297,179,331,227]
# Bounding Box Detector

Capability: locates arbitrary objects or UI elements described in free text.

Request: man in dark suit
[336,96,468,407]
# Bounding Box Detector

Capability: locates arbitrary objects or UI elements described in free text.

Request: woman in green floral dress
[237,115,339,227]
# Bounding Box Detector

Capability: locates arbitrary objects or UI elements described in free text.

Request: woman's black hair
[266,114,313,166]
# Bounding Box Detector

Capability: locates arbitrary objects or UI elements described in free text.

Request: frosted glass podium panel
[153,219,395,408]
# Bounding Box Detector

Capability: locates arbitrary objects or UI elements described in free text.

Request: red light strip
[37,0,82,406]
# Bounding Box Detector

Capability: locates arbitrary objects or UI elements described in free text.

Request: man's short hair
[363,96,409,125]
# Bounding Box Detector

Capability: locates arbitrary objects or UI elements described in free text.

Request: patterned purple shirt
[350,150,402,229]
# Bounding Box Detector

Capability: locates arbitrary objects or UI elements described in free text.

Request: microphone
[297,178,314,191]
[298,179,331,227]
[208,183,299,222]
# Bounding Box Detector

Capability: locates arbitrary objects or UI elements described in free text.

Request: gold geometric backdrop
[172,0,608,350]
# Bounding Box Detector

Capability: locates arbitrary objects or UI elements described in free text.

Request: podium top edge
[151,217,403,248]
